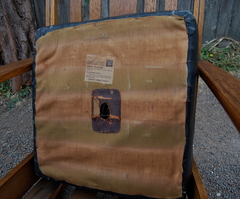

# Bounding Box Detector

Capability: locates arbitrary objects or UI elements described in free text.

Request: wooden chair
[0,0,239,198]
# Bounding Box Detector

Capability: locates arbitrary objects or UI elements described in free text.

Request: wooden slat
[110,0,137,17]
[46,0,58,26]
[89,0,101,20]
[165,0,178,10]
[70,0,82,22]
[70,187,97,199]
[144,0,157,12]
[0,58,33,83]
[177,0,192,11]
[198,0,205,51]
[193,0,200,20]
[190,159,209,199]
[101,0,109,18]
[216,0,234,38]
[22,178,64,199]
[0,152,40,199]
[193,0,205,52]
[198,60,240,132]
[198,0,205,50]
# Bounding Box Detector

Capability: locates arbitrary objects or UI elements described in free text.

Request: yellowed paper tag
[84,55,115,84]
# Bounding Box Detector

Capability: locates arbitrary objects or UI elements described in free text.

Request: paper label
[84,55,115,84]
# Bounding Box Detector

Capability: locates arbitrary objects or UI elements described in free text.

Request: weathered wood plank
[82,0,90,21]
[177,0,193,11]
[198,60,240,132]
[22,178,64,199]
[70,0,82,22]
[89,0,101,20]
[137,0,144,13]
[198,0,205,51]
[216,0,234,38]
[191,159,209,199]
[193,0,205,53]
[0,152,39,199]
[0,58,33,83]
[109,0,137,17]
[156,0,165,11]
[101,0,109,18]
[165,0,178,10]
[193,0,200,18]
[229,0,240,41]
[33,0,240,43]
[202,0,219,43]
[46,0,58,26]
[32,0,46,27]
[144,0,157,12]
[58,0,70,24]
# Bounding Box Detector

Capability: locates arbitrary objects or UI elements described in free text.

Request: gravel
[0,78,239,198]
[194,78,240,199]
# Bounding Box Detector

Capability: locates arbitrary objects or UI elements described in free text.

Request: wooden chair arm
[0,58,33,83]
[0,152,39,199]
[198,60,240,132]
[0,152,64,199]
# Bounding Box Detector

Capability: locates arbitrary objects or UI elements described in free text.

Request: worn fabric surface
[35,15,188,198]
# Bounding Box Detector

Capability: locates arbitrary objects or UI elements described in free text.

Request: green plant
[18,85,31,98]
[0,80,31,109]
[0,80,11,96]
[201,37,240,72]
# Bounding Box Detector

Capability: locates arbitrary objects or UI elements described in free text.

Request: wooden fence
[31,0,240,44]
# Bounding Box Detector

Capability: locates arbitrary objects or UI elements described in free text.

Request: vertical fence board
[90,0,101,20]
[157,0,165,11]
[58,0,70,24]
[101,0,109,18]
[199,0,205,49]
[193,0,199,22]
[46,0,58,26]
[194,0,205,52]
[110,0,137,17]
[70,0,82,22]
[165,0,178,10]
[144,0,157,12]
[202,0,219,42]
[178,0,193,11]
[32,0,46,27]
[82,0,90,21]
[216,0,234,38]
[229,0,240,41]
[137,0,144,13]
[33,0,240,44]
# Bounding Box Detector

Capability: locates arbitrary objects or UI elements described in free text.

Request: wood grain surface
[22,178,63,199]
[190,158,209,199]
[46,0,58,26]
[165,0,178,10]
[110,0,137,16]
[0,58,32,83]
[70,0,82,22]
[0,152,39,199]
[198,60,240,132]
[193,0,205,54]
[90,0,101,20]
[144,0,157,12]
